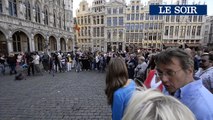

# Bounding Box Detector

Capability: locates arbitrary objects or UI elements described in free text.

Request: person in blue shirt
[155,48,213,120]
[105,57,136,120]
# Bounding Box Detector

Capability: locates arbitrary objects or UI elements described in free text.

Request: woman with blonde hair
[105,57,136,120]
[123,89,196,120]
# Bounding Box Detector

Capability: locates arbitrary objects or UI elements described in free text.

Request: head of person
[155,48,194,94]
[123,89,196,120]
[199,53,213,70]
[105,57,128,105]
[138,56,145,64]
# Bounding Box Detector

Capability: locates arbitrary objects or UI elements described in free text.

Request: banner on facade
[149,5,207,15]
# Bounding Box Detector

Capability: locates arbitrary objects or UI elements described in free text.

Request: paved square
[0,71,111,120]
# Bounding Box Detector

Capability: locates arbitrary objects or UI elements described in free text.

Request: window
[119,8,123,14]
[192,26,196,36]
[44,8,48,25]
[145,23,149,30]
[188,16,192,22]
[131,6,134,12]
[59,13,62,28]
[82,5,85,11]
[119,17,123,26]
[107,17,111,26]
[165,26,169,36]
[135,24,139,31]
[25,1,31,20]
[145,13,149,20]
[0,0,2,13]
[107,30,111,39]
[198,16,202,22]
[126,24,130,32]
[171,16,175,22]
[113,8,117,14]
[131,14,135,20]
[119,29,123,39]
[170,26,174,36]
[180,26,186,37]
[196,26,201,36]
[107,8,111,14]
[127,14,130,20]
[101,16,104,24]
[149,33,152,40]
[113,17,117,26]
[13,34,21,52]
[9,0,17,16]
[35,3,41,23]
[136,14,139,20]
[175,26,179,36]
[193,16,197,22]
[97,27,100,37]
[166,16,169,22]
[187,26,191,36]
[176,16,180,22]
[140,13,144,20]
[139,23,144,32]
[37,35,43,51]
[113,29,117,38]
[53,11,56,27]
[101,27,104,37]
[136,6,139,11]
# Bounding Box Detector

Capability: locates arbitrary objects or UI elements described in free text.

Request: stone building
[0,0,74,55]
[105,0,126,52]
[203,16,213,50]
[126,0,163,50]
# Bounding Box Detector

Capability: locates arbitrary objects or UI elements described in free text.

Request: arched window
[0,0,3,13]
[25,1,31,20]
[35,3,40,23]
[59,12,62,28]
[37,35,43,51]
[8,0,17,16]
[13,34,21,52]
[44,7,48,25]
[53,11,56,27]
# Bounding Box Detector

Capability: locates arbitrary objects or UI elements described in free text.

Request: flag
[74,18,80,34]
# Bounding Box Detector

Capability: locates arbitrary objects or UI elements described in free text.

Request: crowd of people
[0,47,213,120]
[105,48,213,120]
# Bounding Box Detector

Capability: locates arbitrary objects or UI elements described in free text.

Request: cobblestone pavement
[0,70,111,120]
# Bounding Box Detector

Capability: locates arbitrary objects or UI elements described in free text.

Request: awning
[186,43,200,47]
[163,43,180,47]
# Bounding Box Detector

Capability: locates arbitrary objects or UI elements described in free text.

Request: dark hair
[105,57,128,105]
[201,53,213,61]
[155,48,194,71]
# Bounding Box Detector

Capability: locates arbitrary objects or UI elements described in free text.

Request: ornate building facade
[126,0,163,50]
[75,0,206,52]
[105,0,126,52]
[0,0,74,55]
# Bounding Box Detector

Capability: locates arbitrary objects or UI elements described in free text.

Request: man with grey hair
[134,56,148,82]
[155,48,213,120]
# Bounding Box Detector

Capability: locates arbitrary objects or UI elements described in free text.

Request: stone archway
[60,38,66,52]
[12,31,29,53]
[0,31,8,55]
[49,36,57,51]
[34,34,45,51]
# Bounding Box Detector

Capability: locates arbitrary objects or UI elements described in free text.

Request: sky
[73,0,213,17]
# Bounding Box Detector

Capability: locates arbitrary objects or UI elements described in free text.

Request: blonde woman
[123,89,196,120]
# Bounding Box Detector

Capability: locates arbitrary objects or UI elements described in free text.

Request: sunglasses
[200,59,207,62]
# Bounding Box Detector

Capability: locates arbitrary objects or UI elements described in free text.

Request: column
[57,37,60,51]
[7,37,13,53]
[30,34,35,51]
